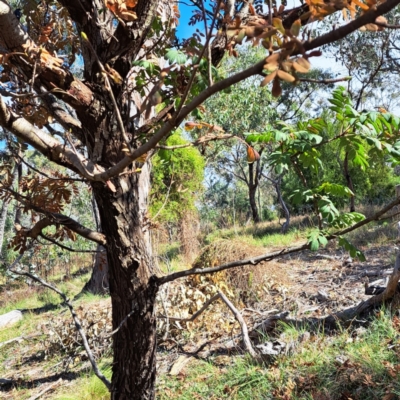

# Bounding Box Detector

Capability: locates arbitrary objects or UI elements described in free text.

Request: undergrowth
[158,310,400,399]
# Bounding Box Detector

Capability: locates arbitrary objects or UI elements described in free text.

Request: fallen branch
[0,333,40,348]
[158,293,220,322]
[27,378,63,400]
[8,266,111,391]
[355,253,400,314]
[159,292,258,357]
[252,254,400,338]
[217,290,258,358]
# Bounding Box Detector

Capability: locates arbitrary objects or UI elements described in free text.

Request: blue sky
[176,1,208,39]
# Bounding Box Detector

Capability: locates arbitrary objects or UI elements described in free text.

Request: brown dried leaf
[272,78,282,97]
[277,69,295,83]
[260,70,277,87]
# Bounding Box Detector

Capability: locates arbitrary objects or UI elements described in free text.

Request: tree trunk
[0,197,11,258]
[80,197,109,295]
[275,177,290,233]
[249,185,260,223]
[93,161,158,399]
[248,163,260,223]
[80,245,109,295]
[14,162,23,226]
[0,165,18,258]
[343,152,356,212]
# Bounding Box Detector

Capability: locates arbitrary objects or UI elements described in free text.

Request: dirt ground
[1,239,398,398]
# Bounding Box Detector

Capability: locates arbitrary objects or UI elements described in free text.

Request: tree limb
[156,133,234,150]
[298,76,352,84]
[217,290,258,358]
[93,0,400,181]
[156,195,400,285]
[5,188,107,246]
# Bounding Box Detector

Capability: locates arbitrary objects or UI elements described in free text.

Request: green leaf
[338,237,366,261]
[165,49,188,64]
[317,183,354,197]
[307,230,328,251]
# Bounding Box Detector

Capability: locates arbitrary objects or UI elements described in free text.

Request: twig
[375,21,400,29]
[156,133,234,150]
[27,378,63,400]
[217,290,257,358]
[199,0,213,86]
[81,35,131,153]
[152,170,174,221]
[102,310,135,339]
[8,266,111,391]
[298,76,351,84]
[159,293,221,322]
[39,233,99,253]
[174,1,221,119]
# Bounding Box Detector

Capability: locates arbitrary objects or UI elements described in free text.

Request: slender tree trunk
[0,165,18,258]
[0,197,11,258]
[249,185,260,223]
[343,152,356,212]
[14,162,23,226]
[93,161,157,399]
[248,163,260,223]
[275,177,290,233]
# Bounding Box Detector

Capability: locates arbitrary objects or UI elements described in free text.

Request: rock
[0,310,23,329]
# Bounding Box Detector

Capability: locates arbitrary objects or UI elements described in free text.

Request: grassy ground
[1,214,400,399]
[158,310,400,399]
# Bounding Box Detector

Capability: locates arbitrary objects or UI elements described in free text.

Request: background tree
[151,130,205,261]
[0,0,399,399]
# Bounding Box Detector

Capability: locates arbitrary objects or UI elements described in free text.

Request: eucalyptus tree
[0,0,399,398]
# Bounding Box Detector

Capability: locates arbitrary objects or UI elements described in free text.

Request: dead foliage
[157,239,292,341]
[191,239,291,303]
[38,299,112,364]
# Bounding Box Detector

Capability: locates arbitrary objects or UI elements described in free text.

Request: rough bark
[93,163,157,399]
[81,197,109,295]
[248,162,261,223]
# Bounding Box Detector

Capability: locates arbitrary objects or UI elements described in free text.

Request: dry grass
[192,238,292,303]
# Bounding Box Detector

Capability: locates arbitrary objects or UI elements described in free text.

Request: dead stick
[159,293,220,322]
[356,253,400,314]
[0,333,40,348]
[27,378,63,400]
[217,290,258,358]
[8,267,111,391]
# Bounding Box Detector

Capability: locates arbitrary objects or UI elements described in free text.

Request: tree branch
[156,196,400,285]
[0,94,104,180]
[6,188,107,246]
[93,0,400,181]
[298,76,352,84]
[156,133,234,150]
